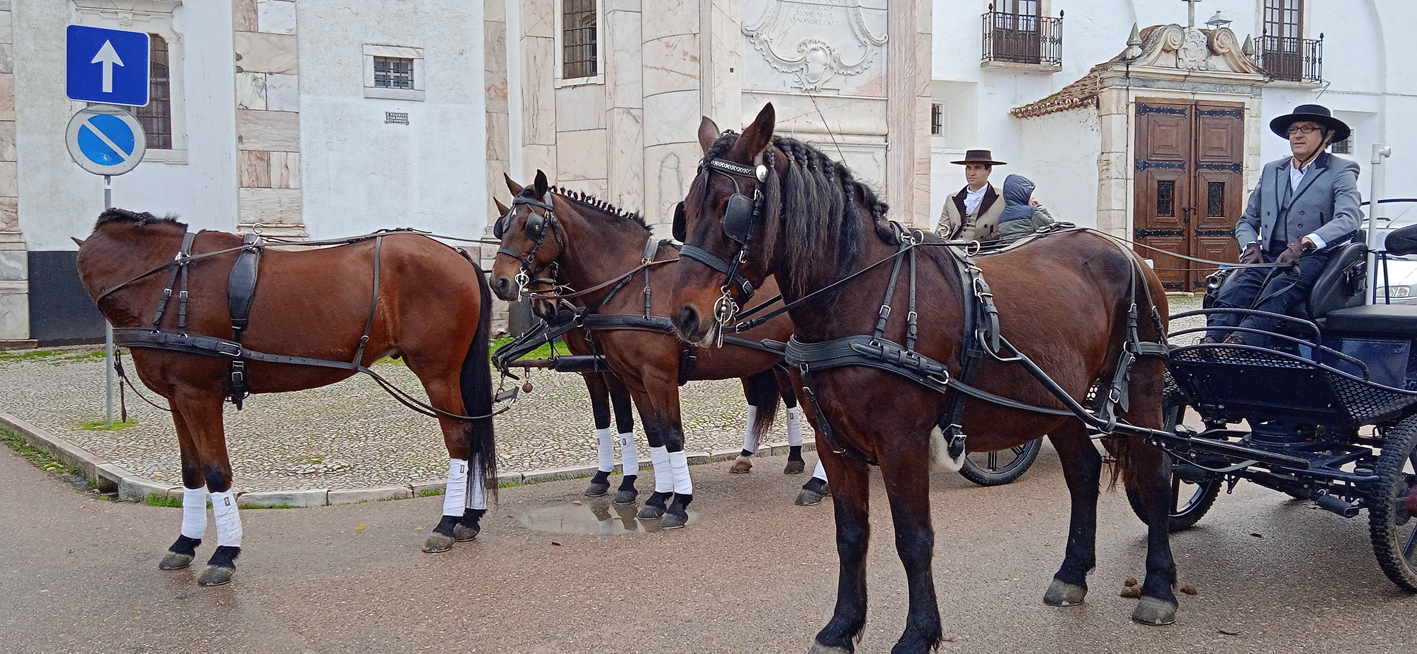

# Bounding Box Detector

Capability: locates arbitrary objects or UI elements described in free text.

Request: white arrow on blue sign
[66,25,150,106]
[65,105,147,176]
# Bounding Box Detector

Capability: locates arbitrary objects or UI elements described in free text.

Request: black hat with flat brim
[1270,104,1350,143]
[950,149,1007,166]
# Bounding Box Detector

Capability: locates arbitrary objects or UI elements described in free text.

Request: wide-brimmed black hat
[950,149,1006,166]
[1270,104,1350,143]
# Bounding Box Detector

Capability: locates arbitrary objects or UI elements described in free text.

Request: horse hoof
[729,457,753,474]
[197,565,234,587]
[638,504,665,520]
[807,641,853,654]
[795,488,827,506]
[158,552,193,570]
[1043,579,1088,606]
[585,481,611,497]
[661,510,689,530]
[613,488,639,505]
[1131,596,1178,626]
[422,533,455,553]
[783,459,806,475]
[453,522,480,542]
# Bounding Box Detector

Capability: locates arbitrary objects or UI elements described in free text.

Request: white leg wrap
[740,405,760,453]
[786,407,804,447]
[442,458,469,517]
[619,432,639,475]
[649,446,673,493]
[209,490,242,548]
[668,450,693,495]
[812,459,828,482]
[466,455,487,511]
[180,487,207,540]
[594,427,615,473]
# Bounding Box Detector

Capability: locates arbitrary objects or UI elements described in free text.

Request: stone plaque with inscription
[741,0,887,96]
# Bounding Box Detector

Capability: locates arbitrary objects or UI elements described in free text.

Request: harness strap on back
[227,233,263,408]
[150,231,196,331]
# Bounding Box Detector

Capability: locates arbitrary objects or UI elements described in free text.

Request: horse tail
[747,368,780,438]
[1106,242,1170,491]
[462,260,499,502]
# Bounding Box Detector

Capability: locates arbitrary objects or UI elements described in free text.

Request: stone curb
[0,410,817,509]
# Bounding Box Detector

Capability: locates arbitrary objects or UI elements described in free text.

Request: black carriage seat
[1320,304,1417,337]
[1284,241,1367,323]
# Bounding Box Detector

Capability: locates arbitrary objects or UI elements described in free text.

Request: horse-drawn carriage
[1151,200,1417,590]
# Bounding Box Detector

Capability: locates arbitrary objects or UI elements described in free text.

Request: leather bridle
[678,157,769,329]
[494,195,563,294]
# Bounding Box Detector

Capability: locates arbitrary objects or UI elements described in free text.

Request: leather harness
[103,228,511,420]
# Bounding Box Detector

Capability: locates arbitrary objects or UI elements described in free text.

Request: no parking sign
[65,105,146,176]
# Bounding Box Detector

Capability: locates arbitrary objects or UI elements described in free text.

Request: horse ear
[533,170,549,198]
[71,236,87,247]
[737,103,776,158]
[494,198,510,215]
[698,116,721,154]
[504,172,523,195]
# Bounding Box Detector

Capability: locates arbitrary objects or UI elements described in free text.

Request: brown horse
[76,209,497,586]
[490,172,819,527]
[670,105,1178,652]
[492,197,815,505]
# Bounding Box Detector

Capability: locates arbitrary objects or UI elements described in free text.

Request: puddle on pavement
[515,498,697,535]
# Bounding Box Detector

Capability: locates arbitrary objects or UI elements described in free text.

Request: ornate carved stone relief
[741,0,887,93]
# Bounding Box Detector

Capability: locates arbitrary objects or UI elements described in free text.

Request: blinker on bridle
[494,195,561,293]
[678,157,769,339]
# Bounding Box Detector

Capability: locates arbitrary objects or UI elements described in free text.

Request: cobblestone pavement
[0,295,1204,492]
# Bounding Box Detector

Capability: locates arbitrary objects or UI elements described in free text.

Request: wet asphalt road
[3,441,1414,654]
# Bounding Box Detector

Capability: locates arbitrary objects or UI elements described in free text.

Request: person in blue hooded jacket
[995,174,1055,246]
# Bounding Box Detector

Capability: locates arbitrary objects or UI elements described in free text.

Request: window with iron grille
[931,104,943,136]
[132,33,172,150]
[1258,0,1320,83]
[374,57,415,90]
[981,2,1062,67]
[563,0,597,79]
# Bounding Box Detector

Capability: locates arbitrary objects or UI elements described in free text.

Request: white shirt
[963,185,988,215]
[1290,157,1326,249]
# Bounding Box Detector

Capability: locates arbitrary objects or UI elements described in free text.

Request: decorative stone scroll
[741,0,887,92]
[1120,24,1267,77]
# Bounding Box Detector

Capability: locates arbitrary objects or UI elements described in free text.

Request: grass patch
[0,349,60,363]
[491,337,558,361]
[244,503,298,510]
[144,493,183,508]
[56,351,107,364]
[497,481,523,489]
[417,487,445,497]
[0,349,109,366]
[0,427,89,486]
[81,418,139,431]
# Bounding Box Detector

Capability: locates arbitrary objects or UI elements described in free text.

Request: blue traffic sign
[66,25,149,106]
[65,106,146,176]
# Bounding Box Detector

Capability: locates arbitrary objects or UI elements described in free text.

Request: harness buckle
[230,359,246,386]
[878,305,892,320]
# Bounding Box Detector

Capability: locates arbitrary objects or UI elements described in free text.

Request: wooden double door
[1133,99,1245,291]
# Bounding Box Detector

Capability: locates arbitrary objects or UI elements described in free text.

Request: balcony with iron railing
[981,6,1063,72]
[1254,33,1323,85]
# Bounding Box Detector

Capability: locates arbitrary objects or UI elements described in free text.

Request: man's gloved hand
[1277,240,1307,266]
[1239,242,1263,264]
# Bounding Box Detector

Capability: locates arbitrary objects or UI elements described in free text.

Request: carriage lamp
[1205,11,1232,30]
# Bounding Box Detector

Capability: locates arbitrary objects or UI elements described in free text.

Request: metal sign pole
[1367,144,1392,306]
[104,174,115,425]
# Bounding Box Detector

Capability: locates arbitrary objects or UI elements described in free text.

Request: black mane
[94,208,186,230]
[699,131,890,296]
[517,186,648,232]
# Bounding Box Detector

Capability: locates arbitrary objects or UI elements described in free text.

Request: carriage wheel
[959,438,1043,487]
[1367,414,1417,592]
[1127,401,1222,532]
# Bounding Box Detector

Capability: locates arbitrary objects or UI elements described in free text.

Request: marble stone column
[518,0,556,179]
[701,0,739,128]
[483,0,512,336]
[884,0,931,227]
[233,0,305,237]
[641,2,699,231]
[0,0,29,345]
[604,0,643,212]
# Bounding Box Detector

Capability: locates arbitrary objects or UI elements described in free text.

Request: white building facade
[1,0,487,346]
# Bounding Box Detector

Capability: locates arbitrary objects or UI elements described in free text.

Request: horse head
[489,170,562,303]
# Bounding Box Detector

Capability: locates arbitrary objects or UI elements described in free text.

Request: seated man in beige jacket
[936,149,1006,241]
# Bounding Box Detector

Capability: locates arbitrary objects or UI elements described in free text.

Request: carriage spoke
[988,451,998,470]
[1172,474,1182,513]
[1011,445,1027,457]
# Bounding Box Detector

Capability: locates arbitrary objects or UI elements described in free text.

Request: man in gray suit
[1204,104,1363,344]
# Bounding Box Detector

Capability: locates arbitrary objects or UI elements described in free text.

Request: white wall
[1017,106,1101,227]
[13,1,238,251]
[297,0,485,240]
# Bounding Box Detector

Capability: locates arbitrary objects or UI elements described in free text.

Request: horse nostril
[491,276,512,299]
[678,305,700,335]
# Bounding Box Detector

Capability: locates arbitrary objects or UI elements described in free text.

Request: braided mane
[520,186,648,232]
[94,208,186,230]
